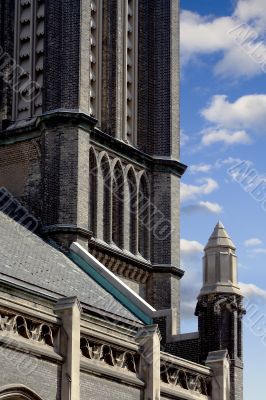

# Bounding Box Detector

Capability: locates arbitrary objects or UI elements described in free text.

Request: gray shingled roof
[0,212,142,323]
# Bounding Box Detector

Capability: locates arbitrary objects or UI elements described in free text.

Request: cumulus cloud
[189,163,212,174]
[215,157,247,167]
[181,178,219,202]
[182,201,222,215]
[180,11,235,64]
[188,158,250,174]
[202,94,266,134]
[181,0,266,78]
[244,238,262,247]
[200,94,266,146]
[180,239,204,257]
[240,282,266,299]
[235,0,266,29]
[201,128,251,147]
[249,248,266,255]
[180,238,204,320]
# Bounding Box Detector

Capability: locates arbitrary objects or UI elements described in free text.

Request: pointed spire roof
[205,221,236,251]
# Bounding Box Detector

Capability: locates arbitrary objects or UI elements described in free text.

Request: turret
[196,222,245,400]
[200,221,241,296]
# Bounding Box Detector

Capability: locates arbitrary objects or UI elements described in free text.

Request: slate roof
[0,212,142,324]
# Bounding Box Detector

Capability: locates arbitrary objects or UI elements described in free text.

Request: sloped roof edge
[70,242,156,324]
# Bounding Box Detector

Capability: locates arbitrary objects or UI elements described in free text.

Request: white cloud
[214,45,265,78]
[235,0,266,28]
[180,238,204,320]
[201,128,251,147]
[244,238,262,247]
[182,201,222,215]
[188,158,251,173]
[215,157,246,167]
[240,282,266,299]
[202,94,266,134]
[180,11,235,64]
[200,94,266,147]
[181,301,197,320]
[250,248,266,255]
[189,163,212,174]
[181,178,219,202]
[199,201,222,214]
[181,0,266,78]
[180,239,204,257]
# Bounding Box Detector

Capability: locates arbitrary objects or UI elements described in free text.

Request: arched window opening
[127,169,137,254]
[0,384,44,399]
[138,174,150,259]
[112,163,124,248]
[101,157,111,243]
[89,149,98,235]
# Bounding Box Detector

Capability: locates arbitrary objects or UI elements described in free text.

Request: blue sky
[180,1,266,398]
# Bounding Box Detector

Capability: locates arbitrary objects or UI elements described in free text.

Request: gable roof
[0,212,144,324]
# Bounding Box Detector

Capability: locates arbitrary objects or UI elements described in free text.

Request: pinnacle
[216,220,225,229]
[205,221,236,250]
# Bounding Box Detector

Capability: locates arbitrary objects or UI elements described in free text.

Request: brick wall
[44,0,81,111]
[137,0,174,156]
[0,347,61,400]
[80,372,142,400]
[0,0,15,129]
[42,125,90,230]
[197,294,244,400]
[165,338,200,364]
[0,139,42,218]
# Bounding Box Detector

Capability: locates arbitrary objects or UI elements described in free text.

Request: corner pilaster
[136,325,161,400]
[54,297,82,400]
[206,350,230,400]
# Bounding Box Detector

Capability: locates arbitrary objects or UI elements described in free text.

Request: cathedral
[0,1,245,399]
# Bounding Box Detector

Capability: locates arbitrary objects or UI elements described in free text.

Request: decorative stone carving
[195,294,246,319]
[80,336,138,374]
[160,362,212,396]
[0,310,56,348]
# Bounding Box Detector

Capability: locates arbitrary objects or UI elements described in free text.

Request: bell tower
[0,0,186,333]
[196,222,245,400]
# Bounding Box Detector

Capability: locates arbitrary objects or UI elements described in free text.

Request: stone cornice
[0,111,187,177]
[89,239,184,279]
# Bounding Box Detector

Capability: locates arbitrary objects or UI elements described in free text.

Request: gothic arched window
[138,173,150,260]
[0,384,43,399]
[112,162,124,248]
[101,156,111,243]
[89,148,98,235]
[125,168,137,254]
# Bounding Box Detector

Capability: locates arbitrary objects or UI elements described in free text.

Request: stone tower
[0,1,186,332]
[196,222,245,400]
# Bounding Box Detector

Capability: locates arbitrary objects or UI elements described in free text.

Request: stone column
[54,297,81,400]
[206,350,230,400]
[136,325,161,400]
